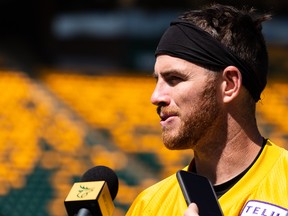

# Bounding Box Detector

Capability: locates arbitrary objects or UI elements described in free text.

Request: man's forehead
[154,55,205,76]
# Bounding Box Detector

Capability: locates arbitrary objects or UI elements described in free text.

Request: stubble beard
[162,80,220,150]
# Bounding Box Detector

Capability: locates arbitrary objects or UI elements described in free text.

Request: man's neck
[191,130,263,185]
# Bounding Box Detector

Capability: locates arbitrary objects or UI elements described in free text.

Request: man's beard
[162,80,220,150]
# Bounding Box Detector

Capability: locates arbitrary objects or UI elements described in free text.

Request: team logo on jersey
[240,200,288,216]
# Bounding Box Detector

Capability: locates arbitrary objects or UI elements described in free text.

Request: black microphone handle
[77,208,92,216]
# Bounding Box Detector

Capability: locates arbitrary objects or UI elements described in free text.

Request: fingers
[184,203,199,216]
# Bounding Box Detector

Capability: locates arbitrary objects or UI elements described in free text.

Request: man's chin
[162,129,194,150]
[163,140,191,150]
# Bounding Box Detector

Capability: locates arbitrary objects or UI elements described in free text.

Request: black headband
[155,19,261,101]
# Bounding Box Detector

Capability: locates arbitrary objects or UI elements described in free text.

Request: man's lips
[157,106,178,121]
[159,113,176,121]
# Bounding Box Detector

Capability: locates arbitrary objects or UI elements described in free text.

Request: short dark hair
[179,4,271,100]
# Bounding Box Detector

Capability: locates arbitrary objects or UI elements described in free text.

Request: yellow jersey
[126,140,288,215]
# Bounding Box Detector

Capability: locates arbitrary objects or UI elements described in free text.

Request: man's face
[151,55,221,150]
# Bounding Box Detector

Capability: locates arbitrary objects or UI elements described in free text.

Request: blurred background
[0,0,287,215]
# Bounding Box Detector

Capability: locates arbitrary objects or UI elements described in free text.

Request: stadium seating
[0,69,287,216]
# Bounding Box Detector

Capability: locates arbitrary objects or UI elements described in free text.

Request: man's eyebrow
[154,69,188,78]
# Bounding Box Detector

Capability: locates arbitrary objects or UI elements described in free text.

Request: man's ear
[221,66,242,103]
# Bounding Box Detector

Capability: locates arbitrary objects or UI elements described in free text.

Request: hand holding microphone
[176,170,223,216]
[64,166,119,216]
[184,203,199,216]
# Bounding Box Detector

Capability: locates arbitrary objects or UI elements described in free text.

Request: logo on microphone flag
[65,181,114,216]
[77,185,95,198]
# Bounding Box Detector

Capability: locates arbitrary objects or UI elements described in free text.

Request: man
[126,4,288,216]
[184,204,199,216]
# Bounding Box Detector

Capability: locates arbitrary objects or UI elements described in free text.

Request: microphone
[176,170,223,216]
[64,166,119,216]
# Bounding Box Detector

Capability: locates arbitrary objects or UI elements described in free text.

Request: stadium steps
[0,70,162,216]
[1,69,288,216]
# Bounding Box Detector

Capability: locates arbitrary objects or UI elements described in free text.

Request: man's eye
[166,76,183,86]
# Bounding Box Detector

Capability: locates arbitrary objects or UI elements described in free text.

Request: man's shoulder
[260,140,288,170]
[126,168,187,215]
[266,139,288,158]
[141,166,189,195]
[134,167,190,201]
[140,171,179,196]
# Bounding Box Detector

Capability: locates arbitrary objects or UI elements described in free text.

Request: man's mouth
[160,113,174,121]
[157,107,178,122]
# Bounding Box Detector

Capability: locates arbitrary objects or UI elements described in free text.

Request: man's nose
[150,82,171,106]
